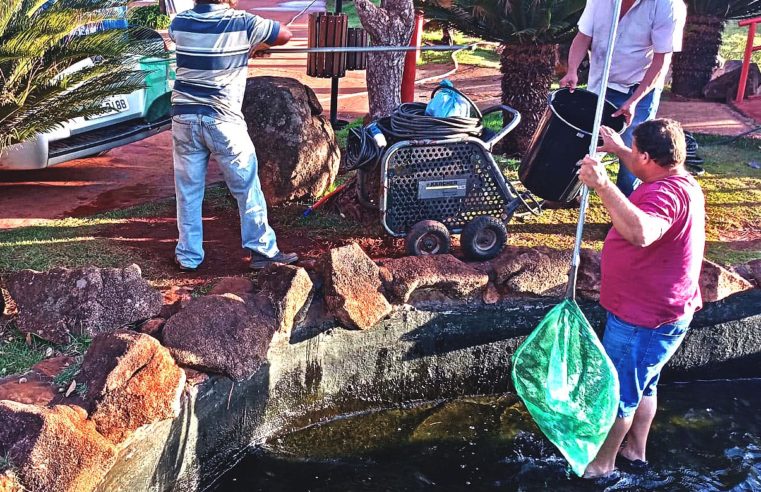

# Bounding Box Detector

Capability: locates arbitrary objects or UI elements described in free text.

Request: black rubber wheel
[405,220,451,256]
[461,216,508,261]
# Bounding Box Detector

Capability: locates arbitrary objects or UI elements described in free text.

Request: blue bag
[425,80,471,118]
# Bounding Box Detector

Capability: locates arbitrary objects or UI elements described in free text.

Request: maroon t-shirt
[600,173,706,328]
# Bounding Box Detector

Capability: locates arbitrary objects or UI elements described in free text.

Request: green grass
[325,0,379,28]
[0,329,50,377]
[420,30,500,69]
[721,22,761,65]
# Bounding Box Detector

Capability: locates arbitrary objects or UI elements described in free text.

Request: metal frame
[380,136,522,238]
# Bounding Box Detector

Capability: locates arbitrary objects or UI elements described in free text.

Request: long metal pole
[330,0,343,127]
[565,0,624,300]
[263,44,476,54]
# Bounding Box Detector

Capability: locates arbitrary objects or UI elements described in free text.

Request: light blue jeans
[171,113,279,268]
[604,86,662,197]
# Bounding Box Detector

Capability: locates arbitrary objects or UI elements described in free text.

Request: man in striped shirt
[169,0,296,271]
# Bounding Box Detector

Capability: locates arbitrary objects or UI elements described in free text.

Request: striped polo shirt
[169,4,280,120]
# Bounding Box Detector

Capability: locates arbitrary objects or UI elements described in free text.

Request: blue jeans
[604,86,662,197]
[602,312,690,418]
[172,114,279,268]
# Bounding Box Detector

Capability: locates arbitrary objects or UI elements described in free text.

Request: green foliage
[685,0,761,19]
[128,5,170,30]
[415,0,586,45]
[0,328,49,376]
[0,0,167,150]
[722,22,761,64]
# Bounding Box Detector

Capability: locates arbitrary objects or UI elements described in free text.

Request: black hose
[701,126,761,146]
[344,126,381,172]
[385,102,483,140]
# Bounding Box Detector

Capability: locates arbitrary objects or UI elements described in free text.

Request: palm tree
[0,0,165,151]
[671,1,761,98]
[416,0,585,155]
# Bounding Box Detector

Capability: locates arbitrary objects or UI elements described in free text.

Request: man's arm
[560,33,592,92]
[612,52,671,124]
[579,156,670,247]
[577,127,671,247]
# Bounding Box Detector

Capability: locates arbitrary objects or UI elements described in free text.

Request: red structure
[401,12,425,103]
[736,16,761,104]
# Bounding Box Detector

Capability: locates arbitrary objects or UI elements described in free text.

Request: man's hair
[195,0,226,4]
[632,119,686,168]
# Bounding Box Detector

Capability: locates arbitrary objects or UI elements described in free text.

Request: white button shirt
[579,0,687,94]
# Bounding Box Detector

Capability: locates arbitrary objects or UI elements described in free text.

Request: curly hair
[632,119,686,169]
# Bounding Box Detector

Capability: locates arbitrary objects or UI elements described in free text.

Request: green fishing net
[511,299,620,476]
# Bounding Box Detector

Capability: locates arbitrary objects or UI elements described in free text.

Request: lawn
[721,22,761,65]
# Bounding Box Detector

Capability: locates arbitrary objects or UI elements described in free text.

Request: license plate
[86,96,129,119]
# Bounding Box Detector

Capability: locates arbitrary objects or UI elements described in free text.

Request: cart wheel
[461,216,507,261]
[406,220,451,256]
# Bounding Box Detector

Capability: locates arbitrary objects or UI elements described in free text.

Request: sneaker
[174,256,199,272]
[249,251,299,270]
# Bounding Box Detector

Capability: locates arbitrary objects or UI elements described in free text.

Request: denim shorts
[602,312,691,418]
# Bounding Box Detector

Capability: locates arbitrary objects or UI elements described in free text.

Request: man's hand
[612,97,638,125]
[578,154,612,191]
[560,72,579,92]
[597,126,626,154]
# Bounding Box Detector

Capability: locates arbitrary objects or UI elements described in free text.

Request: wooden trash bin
[307,12,348,78]
[346,28,369,71]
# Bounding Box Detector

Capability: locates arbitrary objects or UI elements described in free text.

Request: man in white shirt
[560,0,687,197]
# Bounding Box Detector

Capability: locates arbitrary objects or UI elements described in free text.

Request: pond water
[211,379,761,491]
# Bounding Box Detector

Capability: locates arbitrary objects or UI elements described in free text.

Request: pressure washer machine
[346,85,542,261]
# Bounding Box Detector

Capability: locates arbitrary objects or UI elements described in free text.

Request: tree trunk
[354,0,414,119]
[671,15,724,99]
[499,43,556,156]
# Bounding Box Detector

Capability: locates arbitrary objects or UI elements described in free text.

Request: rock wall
[1,246,760,492]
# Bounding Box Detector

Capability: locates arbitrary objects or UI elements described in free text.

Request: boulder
[323,243,392,330]
[137,317,165,338]
[78,331,185,444]
[242,76,340,205]
[162,294,277,381]
[208,277,255,297]
[491,246,568,297]
[258,264,313,335]
[378,255,489,304]
[0,401,117,492]
[703,61,760,101]
[482,283,501,305]
[6,265,162,344]
[700,259,754,302]
[0,357,72,406]
[577,249,602,301]
[0,471,22,492]
[732,259,761,288]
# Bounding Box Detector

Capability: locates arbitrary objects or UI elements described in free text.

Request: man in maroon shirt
[577,119,706,478]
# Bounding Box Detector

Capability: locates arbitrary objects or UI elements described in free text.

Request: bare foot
[618,445,646,463]
[583,464,615,479]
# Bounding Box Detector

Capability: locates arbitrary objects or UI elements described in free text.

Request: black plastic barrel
[519,88,627,202]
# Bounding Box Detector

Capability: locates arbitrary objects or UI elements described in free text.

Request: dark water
[211,379,761,491]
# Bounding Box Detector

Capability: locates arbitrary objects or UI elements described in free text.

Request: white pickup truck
[0,20,174,170]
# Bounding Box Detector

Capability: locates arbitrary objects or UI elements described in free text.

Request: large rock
[258,264,313,335]
[703,62,760,101]
[0,357,72,406]
[700,259,754,302]
[491,246,568,297]
[378,255,489,304]
[162,294,277,381]
[78,331,185,444]
[0,401,117,492]
[0,470,22,492]
[491,246,600,300]
[242,76,340,205]
[6,265,162,344]
[733,259,761,288]
[323,243,392,330]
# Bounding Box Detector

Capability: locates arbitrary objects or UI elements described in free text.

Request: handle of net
[261,44,477,54]
[565,0,624,301]
[480,105,521,152]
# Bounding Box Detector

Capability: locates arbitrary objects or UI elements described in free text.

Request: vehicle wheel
[461,216,507,261]
[405,220,451,256]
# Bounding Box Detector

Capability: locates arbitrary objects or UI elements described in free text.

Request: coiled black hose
[344,102,484,172]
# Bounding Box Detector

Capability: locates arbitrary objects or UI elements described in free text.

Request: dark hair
[632,119,686,168]
[195,0,226,4]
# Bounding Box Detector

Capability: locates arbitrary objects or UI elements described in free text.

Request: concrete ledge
[97,289,761,491]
